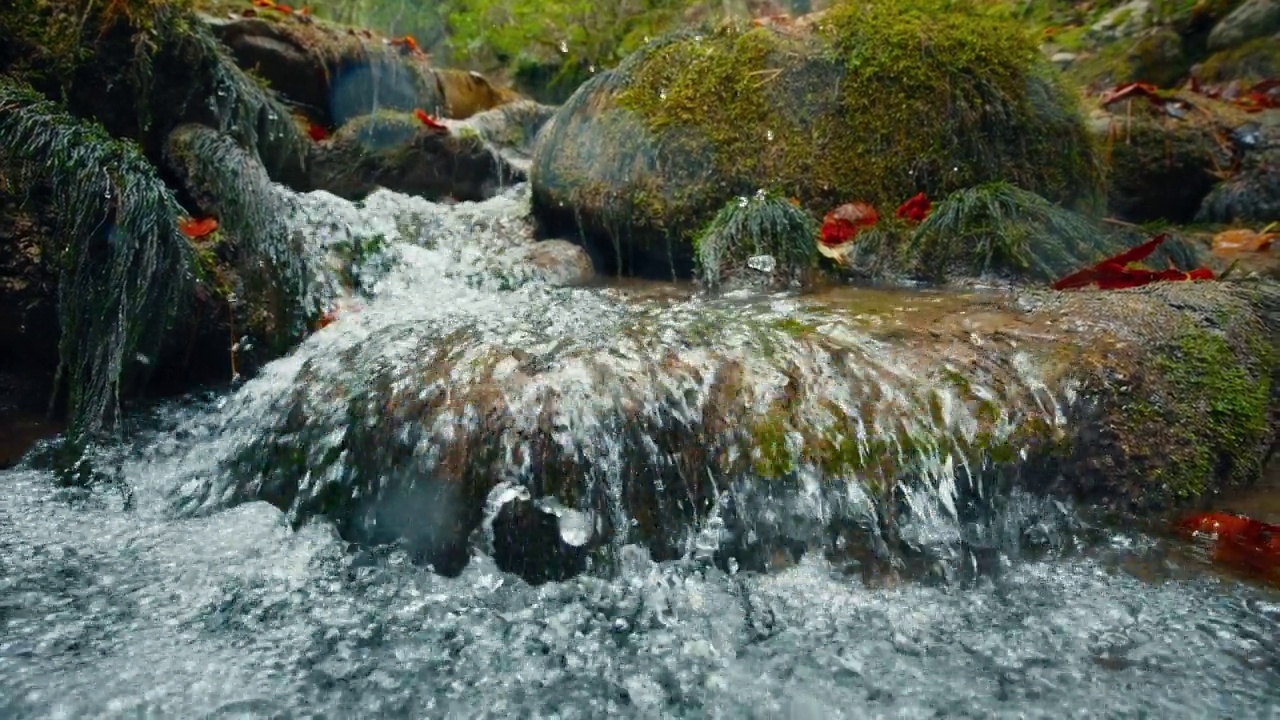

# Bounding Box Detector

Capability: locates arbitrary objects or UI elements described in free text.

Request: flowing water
[1,185,1278,718]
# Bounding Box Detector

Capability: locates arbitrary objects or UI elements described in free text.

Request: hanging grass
[0,78,194,440]
[904,182,1114,282]
[164,122,315,348]
[693,190,819,291]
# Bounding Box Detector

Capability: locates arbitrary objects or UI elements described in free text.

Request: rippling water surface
[2,185,1278,718]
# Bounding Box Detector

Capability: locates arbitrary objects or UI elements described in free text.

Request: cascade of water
[135,181,1081,584]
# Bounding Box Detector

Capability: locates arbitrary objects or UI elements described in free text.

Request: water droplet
[766,129,774,141]
[588,64,596,74]
[558,40,568,54]
[658,89,668,101]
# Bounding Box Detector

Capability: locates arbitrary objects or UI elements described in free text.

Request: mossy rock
[530,0,1104,280]
[1206,0,1280,52]
[1067,26,1190,90]
[1036,281,1275,513]
[308,110,523,201]
[1195,33,1280,82]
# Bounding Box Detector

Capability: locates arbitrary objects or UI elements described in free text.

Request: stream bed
[1,184,1278,718]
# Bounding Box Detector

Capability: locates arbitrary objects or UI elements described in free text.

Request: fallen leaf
[1176,511,1280,583]
[306,122,329,142]
[1052,234,1215,290]
[179,217,219,240]
[1099,82,1162,108]
[414,108,449,133]
[819,201,879,248]
[894,192,931,223]
[1211,228,1275,255]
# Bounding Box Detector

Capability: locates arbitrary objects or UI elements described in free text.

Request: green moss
[904,181,1116,282]
[1149,325,1271,499]
[1067,26,1189,89]
[749,407,794,478]
[770,317,818,338]
[1196,35,1280,83]
[552,0,1105,276]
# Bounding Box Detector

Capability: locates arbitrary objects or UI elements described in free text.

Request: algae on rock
[530,0,1104,280]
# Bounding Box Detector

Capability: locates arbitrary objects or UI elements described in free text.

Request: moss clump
[904,182,1114,282]
[1148,326,1271,500]
[535,0,1103,279]
[693,190,819,290]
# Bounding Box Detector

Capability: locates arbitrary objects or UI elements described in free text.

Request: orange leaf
[180,217,219,239]
[1213,228,1276,255]
[275,2,292,11]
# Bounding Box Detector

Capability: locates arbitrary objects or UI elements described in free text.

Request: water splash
[148,182,1079,582]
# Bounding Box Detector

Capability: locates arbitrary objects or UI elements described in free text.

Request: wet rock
[1196,118,1280,223]
[530,1,1102,279]
[1036,281,1276,513]
[204,14,520,127]
[517,240,595,286]
[435,69,522,121]
[309,111,523,201]
[460,100,558,171]
[1207,0,1280,52]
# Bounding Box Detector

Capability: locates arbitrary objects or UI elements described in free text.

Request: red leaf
[894,192,931,223]
[306,122,328,142]
[1099,82,1162,108]
[414,108,449,133]
[180,217,219,239]
[1176,511,1280,580]
[275,2,292,11]
[1052,234,1215,291]
[819,201,878,247]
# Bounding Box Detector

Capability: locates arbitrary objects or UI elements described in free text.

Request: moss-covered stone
[1036,281,1275,512]
[1195,33,1280,82]
[1067,26,1190,89]
[530,0,1104,279]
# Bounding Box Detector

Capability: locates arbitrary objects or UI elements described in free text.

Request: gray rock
[1208,0,1280,51]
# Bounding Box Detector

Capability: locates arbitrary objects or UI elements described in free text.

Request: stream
[1,184,1278,718]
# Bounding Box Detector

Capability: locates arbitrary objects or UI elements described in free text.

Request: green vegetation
[0,79,194,439]
[905,182,1111,282]
[693,191,819,290]
[1149,325,1271,500]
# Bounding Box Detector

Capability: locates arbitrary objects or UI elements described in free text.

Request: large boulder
[1207,0,1280,52]
[204,13,520,127]
[530,1,1103,279]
